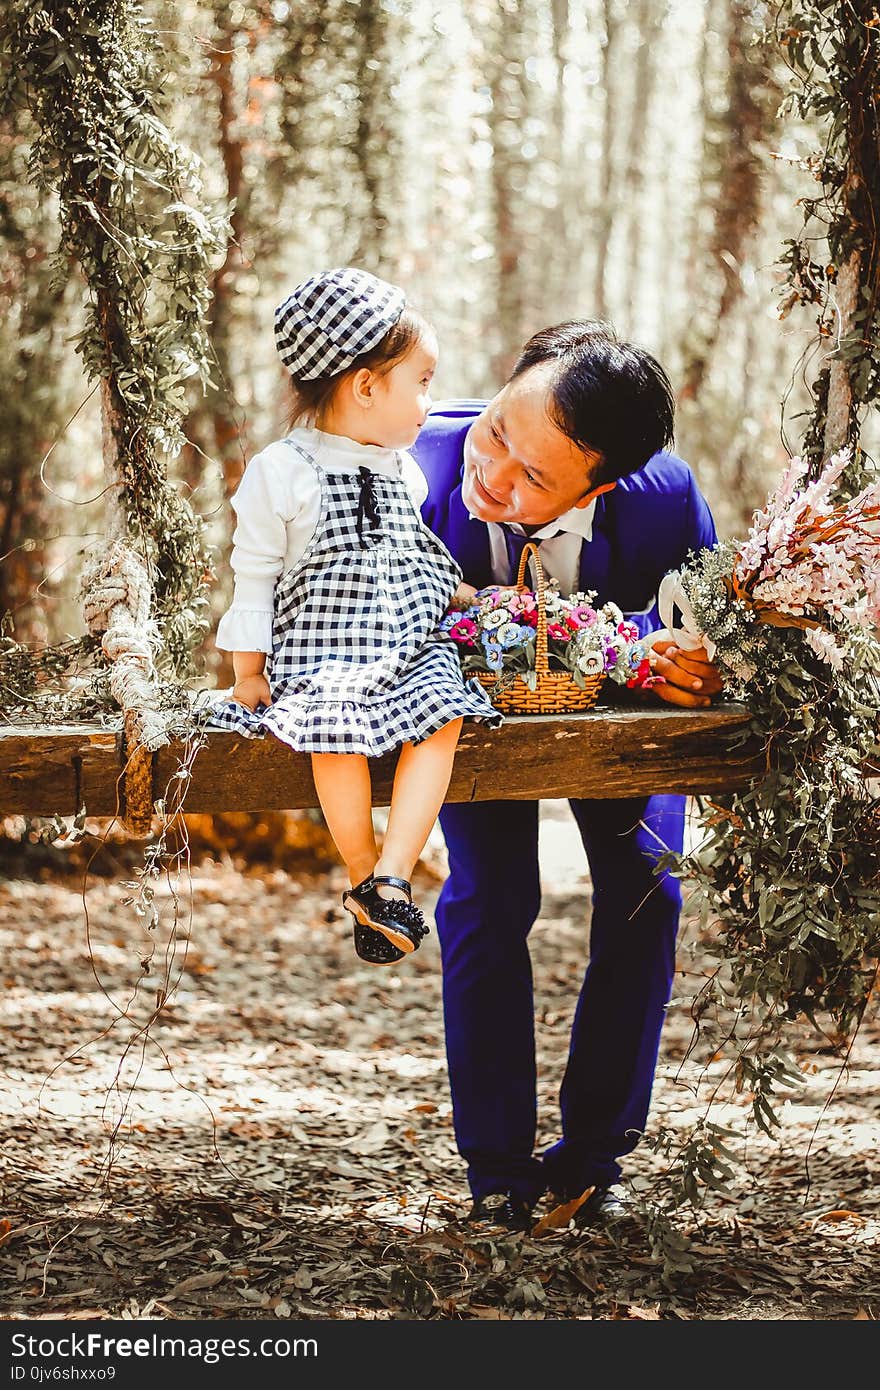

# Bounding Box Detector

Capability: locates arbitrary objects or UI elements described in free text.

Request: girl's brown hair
[287,306,430,430]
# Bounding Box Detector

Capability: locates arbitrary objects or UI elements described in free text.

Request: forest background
[1,0,878,1325]
[0,0,860,667]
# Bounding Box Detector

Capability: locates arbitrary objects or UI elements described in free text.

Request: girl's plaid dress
[206,439,501,755]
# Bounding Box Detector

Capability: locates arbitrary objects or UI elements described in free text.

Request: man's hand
[229,673,272,711]
[647,637,723,709]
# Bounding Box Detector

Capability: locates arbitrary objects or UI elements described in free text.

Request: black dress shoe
[574,1184,630,1226]
[467,1192,534,1232]
[344,874,429,954]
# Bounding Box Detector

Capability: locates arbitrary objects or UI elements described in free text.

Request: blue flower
[482,639,505,672]
[440,610,463,632]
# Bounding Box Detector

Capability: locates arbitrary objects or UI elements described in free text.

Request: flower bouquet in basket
[441,541,660,715]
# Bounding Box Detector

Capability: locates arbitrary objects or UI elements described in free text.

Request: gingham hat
[274,267,406,381]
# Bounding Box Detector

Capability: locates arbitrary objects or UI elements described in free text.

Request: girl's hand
[450,582,478,610]
[230,673,272,711]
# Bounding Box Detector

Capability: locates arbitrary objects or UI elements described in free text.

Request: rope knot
[79,538,169,751]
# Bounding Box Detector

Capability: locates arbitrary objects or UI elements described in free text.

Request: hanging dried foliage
[646,0,880,1260]
[0,0,227,721]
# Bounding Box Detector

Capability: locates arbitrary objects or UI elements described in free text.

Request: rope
[79,538,169,753]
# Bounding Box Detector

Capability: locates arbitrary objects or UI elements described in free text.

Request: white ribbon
[655,571,716,661]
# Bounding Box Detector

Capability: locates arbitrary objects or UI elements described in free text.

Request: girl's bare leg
[311,752,378,888]
[374,718,463,899]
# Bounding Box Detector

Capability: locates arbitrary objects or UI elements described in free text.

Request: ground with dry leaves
[1,804,877,1322]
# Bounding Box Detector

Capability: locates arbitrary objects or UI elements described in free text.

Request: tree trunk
[0,110,70,646]
[548,0,571,310]
[0,448,46,642]
[824,246,861,456]
[0,292,62,642]
[797,8,880,470]
[593,0,622,321]
[351,0,398,272]
[678,0,779,402]
[658,0,715,362]
[621,0,666,332]
[488,1,532,380]
[182,12,250,500]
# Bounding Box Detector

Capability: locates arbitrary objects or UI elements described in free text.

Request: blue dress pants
[435,794,685,1206]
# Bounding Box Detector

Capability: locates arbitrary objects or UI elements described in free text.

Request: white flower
[803,626,845,669]
[599,601,624,625]
[729,656,758,682]
[495,622,527,650]
[577,650,605,676]
[481,609,508,629]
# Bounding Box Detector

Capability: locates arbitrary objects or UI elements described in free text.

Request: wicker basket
[473,541,606,714]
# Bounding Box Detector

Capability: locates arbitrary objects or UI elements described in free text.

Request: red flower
[627,658,664,689]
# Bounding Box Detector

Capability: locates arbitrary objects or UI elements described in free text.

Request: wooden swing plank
[0,704,761,817]
[0,724,123,818]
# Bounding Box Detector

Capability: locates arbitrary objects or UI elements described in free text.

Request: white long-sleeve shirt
[215,427,429,655]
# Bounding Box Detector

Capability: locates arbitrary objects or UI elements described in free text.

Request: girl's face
[364,332,438,449]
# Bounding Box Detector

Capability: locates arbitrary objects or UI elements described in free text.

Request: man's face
[462,363,615,527]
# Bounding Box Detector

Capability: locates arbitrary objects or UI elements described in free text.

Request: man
[412,320,722,1230]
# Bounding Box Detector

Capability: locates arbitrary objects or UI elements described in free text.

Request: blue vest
[413,400,718,634]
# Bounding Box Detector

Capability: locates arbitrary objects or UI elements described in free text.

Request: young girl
[208,266,500,965]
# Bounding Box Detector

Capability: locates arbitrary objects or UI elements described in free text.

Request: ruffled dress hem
[200,676,500,757]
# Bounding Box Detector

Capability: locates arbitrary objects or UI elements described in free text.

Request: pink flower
[449,617,477,644]
[547,622,570,642]
[570,603,596,626]
[507,591,536,616]
[617,620,639,642]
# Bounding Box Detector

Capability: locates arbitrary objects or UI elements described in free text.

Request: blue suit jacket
[413,400,717,637]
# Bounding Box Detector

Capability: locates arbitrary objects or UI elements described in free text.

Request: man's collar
[466,498,597,542]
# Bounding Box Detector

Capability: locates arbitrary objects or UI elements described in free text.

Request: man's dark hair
[509,320,675,485]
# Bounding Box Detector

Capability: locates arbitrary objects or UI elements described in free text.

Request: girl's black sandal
[347,875,429,954]
[343,876,407,966]
[352,916,406,966]
[342,874,376,918]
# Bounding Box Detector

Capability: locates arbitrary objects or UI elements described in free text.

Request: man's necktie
[503,527,564,587]
[503,527,537,586]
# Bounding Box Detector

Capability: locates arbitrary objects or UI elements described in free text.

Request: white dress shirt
[215,427,429,654]
[477,502,598,595]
